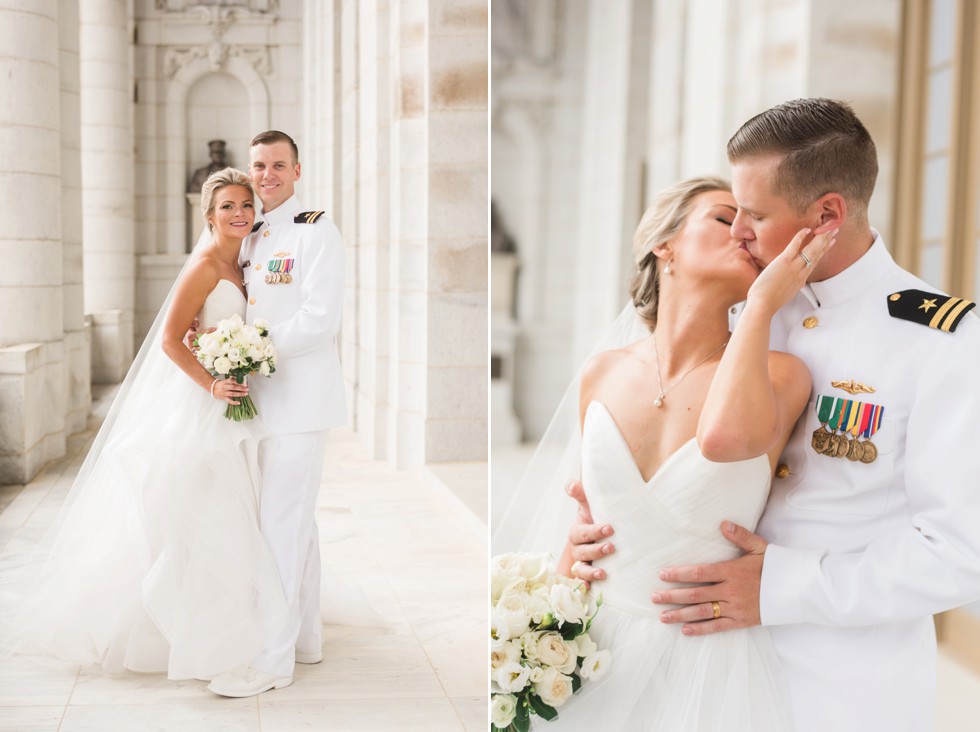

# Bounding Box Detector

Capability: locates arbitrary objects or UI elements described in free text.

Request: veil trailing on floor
[491,302,650,560]
[1,217,380,676]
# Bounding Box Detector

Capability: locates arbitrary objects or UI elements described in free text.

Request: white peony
[579,649,611,680]
[550,582,589,626]
[518,553,552,584]
[494,661,531,694]
[490,694,517,729]
[213,356,232,375]
[197,333,222,357]
[533,666,574,708]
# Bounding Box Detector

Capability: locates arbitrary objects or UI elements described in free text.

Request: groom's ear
[811,192,846,235]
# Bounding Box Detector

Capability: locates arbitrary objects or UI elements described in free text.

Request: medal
[812,396,884,464]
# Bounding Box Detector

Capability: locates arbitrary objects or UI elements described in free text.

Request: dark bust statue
[187,139,229,193]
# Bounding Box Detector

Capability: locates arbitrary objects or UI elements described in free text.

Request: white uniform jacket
[758,231,980,731]
[242,195,346,435]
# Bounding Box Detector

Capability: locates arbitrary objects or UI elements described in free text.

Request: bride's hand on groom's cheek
[566,479,615,583]
[652,521,767,636]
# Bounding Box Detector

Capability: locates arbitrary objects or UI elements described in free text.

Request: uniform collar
[261,195,302,229]
[805,228,893,308]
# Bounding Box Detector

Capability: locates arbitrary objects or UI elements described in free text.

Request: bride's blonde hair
[629,176,731,330]
[200,167,255,232]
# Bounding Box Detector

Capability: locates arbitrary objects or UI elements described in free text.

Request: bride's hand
[745,227,837,315]
[565,480,615,583]
[211,377,249,405]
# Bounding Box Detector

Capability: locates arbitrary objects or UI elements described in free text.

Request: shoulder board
[251,221,264,233]
[295,211,326,224]
[887,289,976,333]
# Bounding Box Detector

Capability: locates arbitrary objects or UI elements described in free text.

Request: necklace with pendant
[651,332,729,408]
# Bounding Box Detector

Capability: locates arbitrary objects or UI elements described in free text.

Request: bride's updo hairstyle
[200,167,255,232]
[629,175,732,330]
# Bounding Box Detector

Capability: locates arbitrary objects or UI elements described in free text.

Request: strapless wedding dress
[549,402,793,730]
[1,279,288,680]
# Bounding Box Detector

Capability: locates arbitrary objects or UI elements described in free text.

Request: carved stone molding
[155,0,278,14]
[164,44,272,76]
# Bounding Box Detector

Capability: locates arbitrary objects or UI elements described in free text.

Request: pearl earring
[665,258,673,275]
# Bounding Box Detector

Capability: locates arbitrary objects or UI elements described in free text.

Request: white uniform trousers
[253,430,328,678]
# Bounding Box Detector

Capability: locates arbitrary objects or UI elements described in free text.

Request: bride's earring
[665,258,673,275]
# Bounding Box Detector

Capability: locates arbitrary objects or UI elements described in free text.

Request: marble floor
[0,390,488,731]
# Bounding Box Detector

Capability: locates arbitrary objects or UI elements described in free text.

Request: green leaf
[514,699,529,722]
[570,672,582,693]
[528,695,558,721]
[512,715,531,732]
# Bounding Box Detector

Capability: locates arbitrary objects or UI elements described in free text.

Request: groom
[566,99,980,731]
[208,130,347,697]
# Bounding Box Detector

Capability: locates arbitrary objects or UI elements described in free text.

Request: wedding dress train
[548,401,793,730]
[2,279,288,680]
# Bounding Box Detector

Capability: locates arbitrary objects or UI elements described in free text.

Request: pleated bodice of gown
[545,402,794,731]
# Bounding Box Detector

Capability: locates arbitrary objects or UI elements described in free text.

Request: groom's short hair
[726,98,878,215]
[250,130,299,164]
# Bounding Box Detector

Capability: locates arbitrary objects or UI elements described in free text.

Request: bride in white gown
[494,176,836,730]
[0,168,288,681]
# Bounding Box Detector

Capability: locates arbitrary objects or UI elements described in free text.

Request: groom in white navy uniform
[567,99,980,731]
[209,130,346,697]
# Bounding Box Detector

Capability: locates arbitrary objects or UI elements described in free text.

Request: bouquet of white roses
[490,553,611,731]
[194,314,276,421]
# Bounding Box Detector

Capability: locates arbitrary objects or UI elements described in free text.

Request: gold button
[249,298,255,305]
[255,264,261,270]
[889,293,901,301]
[775,464,790,479]
[803,316,818,329]
[263,230,270,237]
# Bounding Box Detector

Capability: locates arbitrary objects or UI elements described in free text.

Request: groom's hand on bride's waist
[652,521,767,636]
[565,479,616,583]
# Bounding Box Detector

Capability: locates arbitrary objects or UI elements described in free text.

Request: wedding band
[712,601,721,619]
[799,251,812,268]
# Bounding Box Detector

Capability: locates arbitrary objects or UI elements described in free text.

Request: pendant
[654,396,664,408]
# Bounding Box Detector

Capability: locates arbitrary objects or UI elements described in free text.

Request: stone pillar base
[64,325,92,435]
[90,309,134,385]
[0,341,68,485]
[136,254,188,345]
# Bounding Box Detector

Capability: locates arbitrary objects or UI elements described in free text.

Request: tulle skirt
[0,374,288,681]
[547,602,794,731]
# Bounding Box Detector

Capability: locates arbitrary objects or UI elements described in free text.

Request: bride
[494,176,835,730]
[0,168,288,681]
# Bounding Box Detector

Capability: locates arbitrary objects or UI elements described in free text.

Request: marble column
[59,0,91,435]
[0,0,67,483]
[80,0,135,383]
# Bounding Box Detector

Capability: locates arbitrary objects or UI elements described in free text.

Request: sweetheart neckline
[585,401,768,486]
[213,278,247,302]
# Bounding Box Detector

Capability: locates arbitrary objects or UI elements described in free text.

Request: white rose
[529,665,545,682]
[533,666,574,708]
[227,348,242,364]
[579,649,611,680]
[213,356,232,375]
[259,360,271,376]
[496,593,531,638]
[490,641,521,671]
[518,553,552,584]
[253,318,269,331]
[264,343,277,361]
[240,326,261,346]
[575,632,597,657]
[203,355,215,370]
[494,662,531,694]
[198,333,221,357]
[247,345,264,361]
[518,631,541,662]
[490,694,517,729]
[550,582,589,626]
[491,554,526,602]
[533,632,578,675]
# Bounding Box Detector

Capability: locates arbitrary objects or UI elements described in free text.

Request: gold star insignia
[919,298,938,312]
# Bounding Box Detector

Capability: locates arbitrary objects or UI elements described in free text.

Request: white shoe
[295,650,323,664]
[208,665,293,698]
